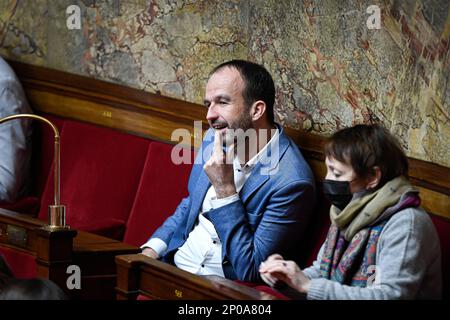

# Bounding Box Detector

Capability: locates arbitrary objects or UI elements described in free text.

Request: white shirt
[142,128,279,277]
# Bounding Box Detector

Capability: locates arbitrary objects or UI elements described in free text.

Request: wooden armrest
[0,207,55,253]
[115,254,278,300]
[0,208,140,299]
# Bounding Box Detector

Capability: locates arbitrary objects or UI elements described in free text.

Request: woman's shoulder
[381,206,439,241]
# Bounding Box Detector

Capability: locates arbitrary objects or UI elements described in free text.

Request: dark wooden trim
[0,208,140,299]
[8,61,202,111]
[6,59,450,219]
[8,60,208,127]
[115,254,277,300]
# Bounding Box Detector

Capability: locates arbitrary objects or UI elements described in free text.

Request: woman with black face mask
[259,124,442,299]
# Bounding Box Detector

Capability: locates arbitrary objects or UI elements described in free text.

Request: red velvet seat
[0,246,37,278]
[37,120,150,239]
[430,215,450,299]
[123,141,193,247]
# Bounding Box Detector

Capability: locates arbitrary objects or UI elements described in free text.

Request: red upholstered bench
[431,215,450,299]
[37,119,150,239]
[0,246,37,279]
[0,113,193,278]
[123,141,193,246]
[1,114,193,240]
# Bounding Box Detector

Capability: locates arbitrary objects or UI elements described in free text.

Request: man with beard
[141,60,315,282]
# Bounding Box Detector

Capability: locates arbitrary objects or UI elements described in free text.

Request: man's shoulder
[277,131,315,182]
[384,207,436,235]
[0,57,26,106]
[0,57,18,82]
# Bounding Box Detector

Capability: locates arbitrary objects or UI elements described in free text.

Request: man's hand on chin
[204,130,237,199]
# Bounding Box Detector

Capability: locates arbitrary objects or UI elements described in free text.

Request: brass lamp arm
[0,113,66,228]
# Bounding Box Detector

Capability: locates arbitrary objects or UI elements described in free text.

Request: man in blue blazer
[142,60,315,282]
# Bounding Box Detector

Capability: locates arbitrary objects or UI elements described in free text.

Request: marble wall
[0,0,449,167]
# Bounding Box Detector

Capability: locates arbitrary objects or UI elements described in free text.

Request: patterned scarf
[319,177,420,286]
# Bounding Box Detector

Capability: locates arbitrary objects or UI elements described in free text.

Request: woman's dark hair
[211,60,276,124]
[0,278,67,300]
[324,124,408,188]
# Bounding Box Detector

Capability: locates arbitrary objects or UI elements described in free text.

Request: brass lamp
[0,114,67,229]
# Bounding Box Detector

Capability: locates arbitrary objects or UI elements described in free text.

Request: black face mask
[322,179,353,210]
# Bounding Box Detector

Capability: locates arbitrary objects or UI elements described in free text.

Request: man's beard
[223,113,254,147]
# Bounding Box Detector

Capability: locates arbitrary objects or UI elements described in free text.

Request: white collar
[234,128,280,174]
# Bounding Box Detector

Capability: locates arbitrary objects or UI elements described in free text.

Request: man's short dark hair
[325,124,409,188]
[211,60,275,124]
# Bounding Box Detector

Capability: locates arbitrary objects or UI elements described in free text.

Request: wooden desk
[116,254,277,300]
[0,208,140,299]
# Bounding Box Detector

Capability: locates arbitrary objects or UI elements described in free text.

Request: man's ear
[250,100,266,121]
[366,166,381,190]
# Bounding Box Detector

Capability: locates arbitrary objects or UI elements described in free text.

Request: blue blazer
[151,125,316,282]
